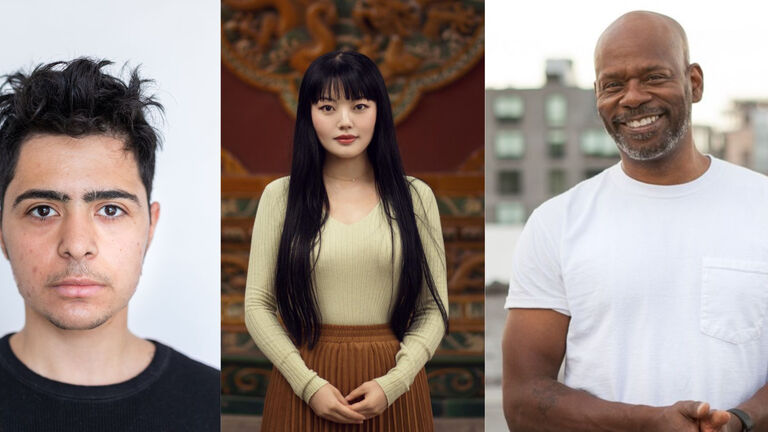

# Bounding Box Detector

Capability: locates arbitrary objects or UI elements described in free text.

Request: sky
[486,1,768,130]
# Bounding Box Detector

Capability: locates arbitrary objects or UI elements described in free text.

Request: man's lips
[613,111,665,134]
[334,134,357,144]
[50,278,106,298]
[613,110,664,125]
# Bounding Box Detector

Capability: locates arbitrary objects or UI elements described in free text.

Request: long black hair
[275,51,449,348]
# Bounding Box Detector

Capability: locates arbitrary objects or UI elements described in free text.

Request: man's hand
[697,403,740,432]
[346,380,388,419]
[308,383,366,424]
[644,401,731,432]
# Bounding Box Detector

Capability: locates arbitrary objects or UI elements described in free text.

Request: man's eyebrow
[598,66,672,82]
[13,190,71,208]
[83,190,140,203]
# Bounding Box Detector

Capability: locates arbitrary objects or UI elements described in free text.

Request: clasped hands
[655,401,741,432]
[308,380,388,424]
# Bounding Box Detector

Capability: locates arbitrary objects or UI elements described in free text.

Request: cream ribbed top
[244,176,448,406]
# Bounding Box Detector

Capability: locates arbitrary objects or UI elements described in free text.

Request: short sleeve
[504,202,570,315]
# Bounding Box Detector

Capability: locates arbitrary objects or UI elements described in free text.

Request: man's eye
[29,205,59,219]
[97,205,125,218]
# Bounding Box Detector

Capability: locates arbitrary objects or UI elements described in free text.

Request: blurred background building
[723,101,768,173]
[486,59,618,225]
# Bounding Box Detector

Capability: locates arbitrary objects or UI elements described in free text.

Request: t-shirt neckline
[609,155,720,198]
[0,333,170,401]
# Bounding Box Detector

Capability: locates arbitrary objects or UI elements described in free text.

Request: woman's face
[311,95,377,161]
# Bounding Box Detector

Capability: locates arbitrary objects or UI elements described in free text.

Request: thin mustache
[45,262,111,287]
[612,108,664,123]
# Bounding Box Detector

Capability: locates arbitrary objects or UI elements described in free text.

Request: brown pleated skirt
[260,324,434,431]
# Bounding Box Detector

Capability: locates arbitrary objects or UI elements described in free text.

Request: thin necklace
[323,172,370,182]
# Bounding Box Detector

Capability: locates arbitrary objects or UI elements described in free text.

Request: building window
[545,94,567,127]
[498,170,521,195]
[495,130,525,159]
[580,129,619,157]
[549,169,567,195]
[548,129,566,158]
[494,95,524,120]
[496,201,526,224]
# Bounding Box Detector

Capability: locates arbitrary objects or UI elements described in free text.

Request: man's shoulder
[157,342,220,386]
[713,157,768,191]
[529,165,615,224]
[151,342,220,419]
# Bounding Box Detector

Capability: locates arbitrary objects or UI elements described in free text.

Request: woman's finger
[332,403,366,423]
[345,384,367,402]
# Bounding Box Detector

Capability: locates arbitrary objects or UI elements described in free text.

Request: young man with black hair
[0,58,219,430]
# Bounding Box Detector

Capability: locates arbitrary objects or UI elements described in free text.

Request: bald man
[502,11,767,432]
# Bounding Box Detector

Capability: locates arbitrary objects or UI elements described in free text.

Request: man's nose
[57,211,98,260]
[619,79,652,108]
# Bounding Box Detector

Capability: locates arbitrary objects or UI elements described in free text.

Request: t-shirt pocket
[700,257,768,344]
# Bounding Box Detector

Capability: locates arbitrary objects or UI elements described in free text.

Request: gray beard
[612,116,690,161]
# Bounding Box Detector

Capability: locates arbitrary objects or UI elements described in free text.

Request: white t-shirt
[505,157,768,409]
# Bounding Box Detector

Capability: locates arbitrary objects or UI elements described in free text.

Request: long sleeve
[374,179,448,405]
[243,177,328,403]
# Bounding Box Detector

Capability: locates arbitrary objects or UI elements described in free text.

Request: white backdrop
[0,0,220,368]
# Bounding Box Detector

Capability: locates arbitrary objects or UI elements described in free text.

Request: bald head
[595,11,689,73]
[592,10,704,166]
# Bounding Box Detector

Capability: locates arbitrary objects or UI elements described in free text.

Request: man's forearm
[503,377,664,432]
[735,383,768,432]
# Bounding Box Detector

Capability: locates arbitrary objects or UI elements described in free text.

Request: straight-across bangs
[303,53,385,106]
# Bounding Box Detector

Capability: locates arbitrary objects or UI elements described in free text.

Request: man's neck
[620,140,711,185]
[9,310,155,386]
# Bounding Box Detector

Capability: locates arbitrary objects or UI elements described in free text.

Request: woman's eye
[29,205,59,220]
[318,105,334,112]
[97,205,125,218]
[354,103,368,110]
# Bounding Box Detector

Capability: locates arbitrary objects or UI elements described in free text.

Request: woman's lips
[334,135,357,145]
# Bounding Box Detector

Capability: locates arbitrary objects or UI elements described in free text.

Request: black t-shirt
[0,333,220,431]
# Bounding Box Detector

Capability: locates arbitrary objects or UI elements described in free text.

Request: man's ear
[0,209,8,260]
[0,228,8,260]
[146,202,161,250]
[689,63,704,103]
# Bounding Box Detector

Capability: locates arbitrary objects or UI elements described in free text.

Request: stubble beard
[47,312,114,331]
[608,99,692,162]
[22,261,118,331]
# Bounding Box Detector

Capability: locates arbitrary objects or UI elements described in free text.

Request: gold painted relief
[222,0,484,122]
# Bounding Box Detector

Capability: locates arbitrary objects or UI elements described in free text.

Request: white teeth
[627,115,659,128]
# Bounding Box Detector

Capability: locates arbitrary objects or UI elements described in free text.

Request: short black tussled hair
[0,57,163,210]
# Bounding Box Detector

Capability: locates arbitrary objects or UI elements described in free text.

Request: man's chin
[614,134,675,161]
[46,312,114,331]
